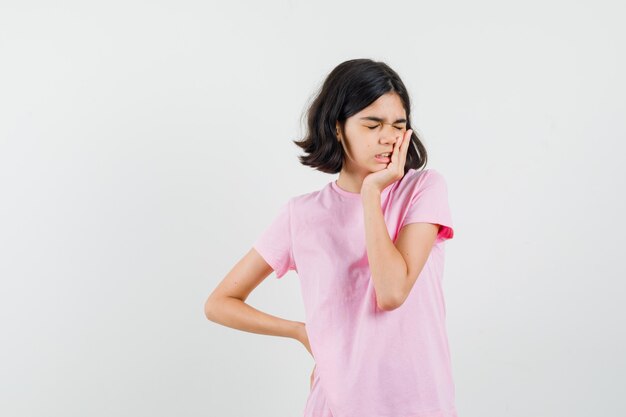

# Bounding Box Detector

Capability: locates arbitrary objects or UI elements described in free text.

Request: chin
[358,160,386,173]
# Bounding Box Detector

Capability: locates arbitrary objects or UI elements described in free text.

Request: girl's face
[336,92,408,175]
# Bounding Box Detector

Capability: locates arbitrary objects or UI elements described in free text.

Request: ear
[335,121,341,140]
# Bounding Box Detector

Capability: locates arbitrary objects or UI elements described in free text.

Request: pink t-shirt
[253,168,457,417]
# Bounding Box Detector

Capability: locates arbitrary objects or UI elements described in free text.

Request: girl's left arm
[361,186,438,311]
[362,187,408,310]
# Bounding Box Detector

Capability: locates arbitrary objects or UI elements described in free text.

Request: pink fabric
[253,168,457,417]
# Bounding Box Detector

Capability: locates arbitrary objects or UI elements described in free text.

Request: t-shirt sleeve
[401,169,455,242]
[252,199,296,279]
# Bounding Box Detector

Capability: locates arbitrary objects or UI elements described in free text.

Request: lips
[375,154,391,163]
[375,152,392,157]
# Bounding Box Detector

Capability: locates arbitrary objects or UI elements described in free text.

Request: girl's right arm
[205,247,316,389]
[204,247,309,346]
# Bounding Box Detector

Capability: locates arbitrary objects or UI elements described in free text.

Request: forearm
[205,296,303,341]
[361,186,408,309]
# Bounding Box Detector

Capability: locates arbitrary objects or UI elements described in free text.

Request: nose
[380,123,400,144]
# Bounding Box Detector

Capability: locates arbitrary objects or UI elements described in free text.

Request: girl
[205,58,457,417]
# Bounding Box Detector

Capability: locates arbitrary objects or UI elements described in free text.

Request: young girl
[205,58,457,417]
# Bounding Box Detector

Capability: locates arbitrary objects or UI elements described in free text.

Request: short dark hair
[293,58,427,175]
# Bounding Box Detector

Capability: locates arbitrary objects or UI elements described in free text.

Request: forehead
[355,92,406,122]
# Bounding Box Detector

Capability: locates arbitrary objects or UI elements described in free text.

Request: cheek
[360,145,376,158]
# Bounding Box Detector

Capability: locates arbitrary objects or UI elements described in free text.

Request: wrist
[361,184,382,200]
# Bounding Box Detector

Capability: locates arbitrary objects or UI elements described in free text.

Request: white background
[1,1,625,416]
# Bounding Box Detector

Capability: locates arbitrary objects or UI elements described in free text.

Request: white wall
[1,1,624,416]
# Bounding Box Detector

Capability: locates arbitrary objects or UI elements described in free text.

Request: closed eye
[367,125,405,130]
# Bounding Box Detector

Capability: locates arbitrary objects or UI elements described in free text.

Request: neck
[336,168,368,194]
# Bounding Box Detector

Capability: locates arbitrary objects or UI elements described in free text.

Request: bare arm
[361,186,439,311]
[361,186,408,310]
[204,247,306,343]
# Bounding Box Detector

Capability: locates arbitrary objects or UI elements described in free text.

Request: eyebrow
[360,116,407,124]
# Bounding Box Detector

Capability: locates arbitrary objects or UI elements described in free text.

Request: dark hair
[293,58,427,176]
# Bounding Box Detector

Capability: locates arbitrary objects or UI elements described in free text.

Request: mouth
[374,153,391,163]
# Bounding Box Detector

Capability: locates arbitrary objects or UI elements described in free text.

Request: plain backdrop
[1,1,625,416]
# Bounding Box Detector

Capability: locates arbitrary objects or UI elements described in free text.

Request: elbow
[376,300,395,311]
[375,267,410,311]
[204,296,218,322]
[376,285,408,311]
[376,294,404,312]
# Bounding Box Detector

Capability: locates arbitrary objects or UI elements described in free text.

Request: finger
[397,132,406,155]
[391,136,401,164]
[398,130,411,170]
[403,129,412,150]
[390,137,402,171]
[403,129,412,154]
